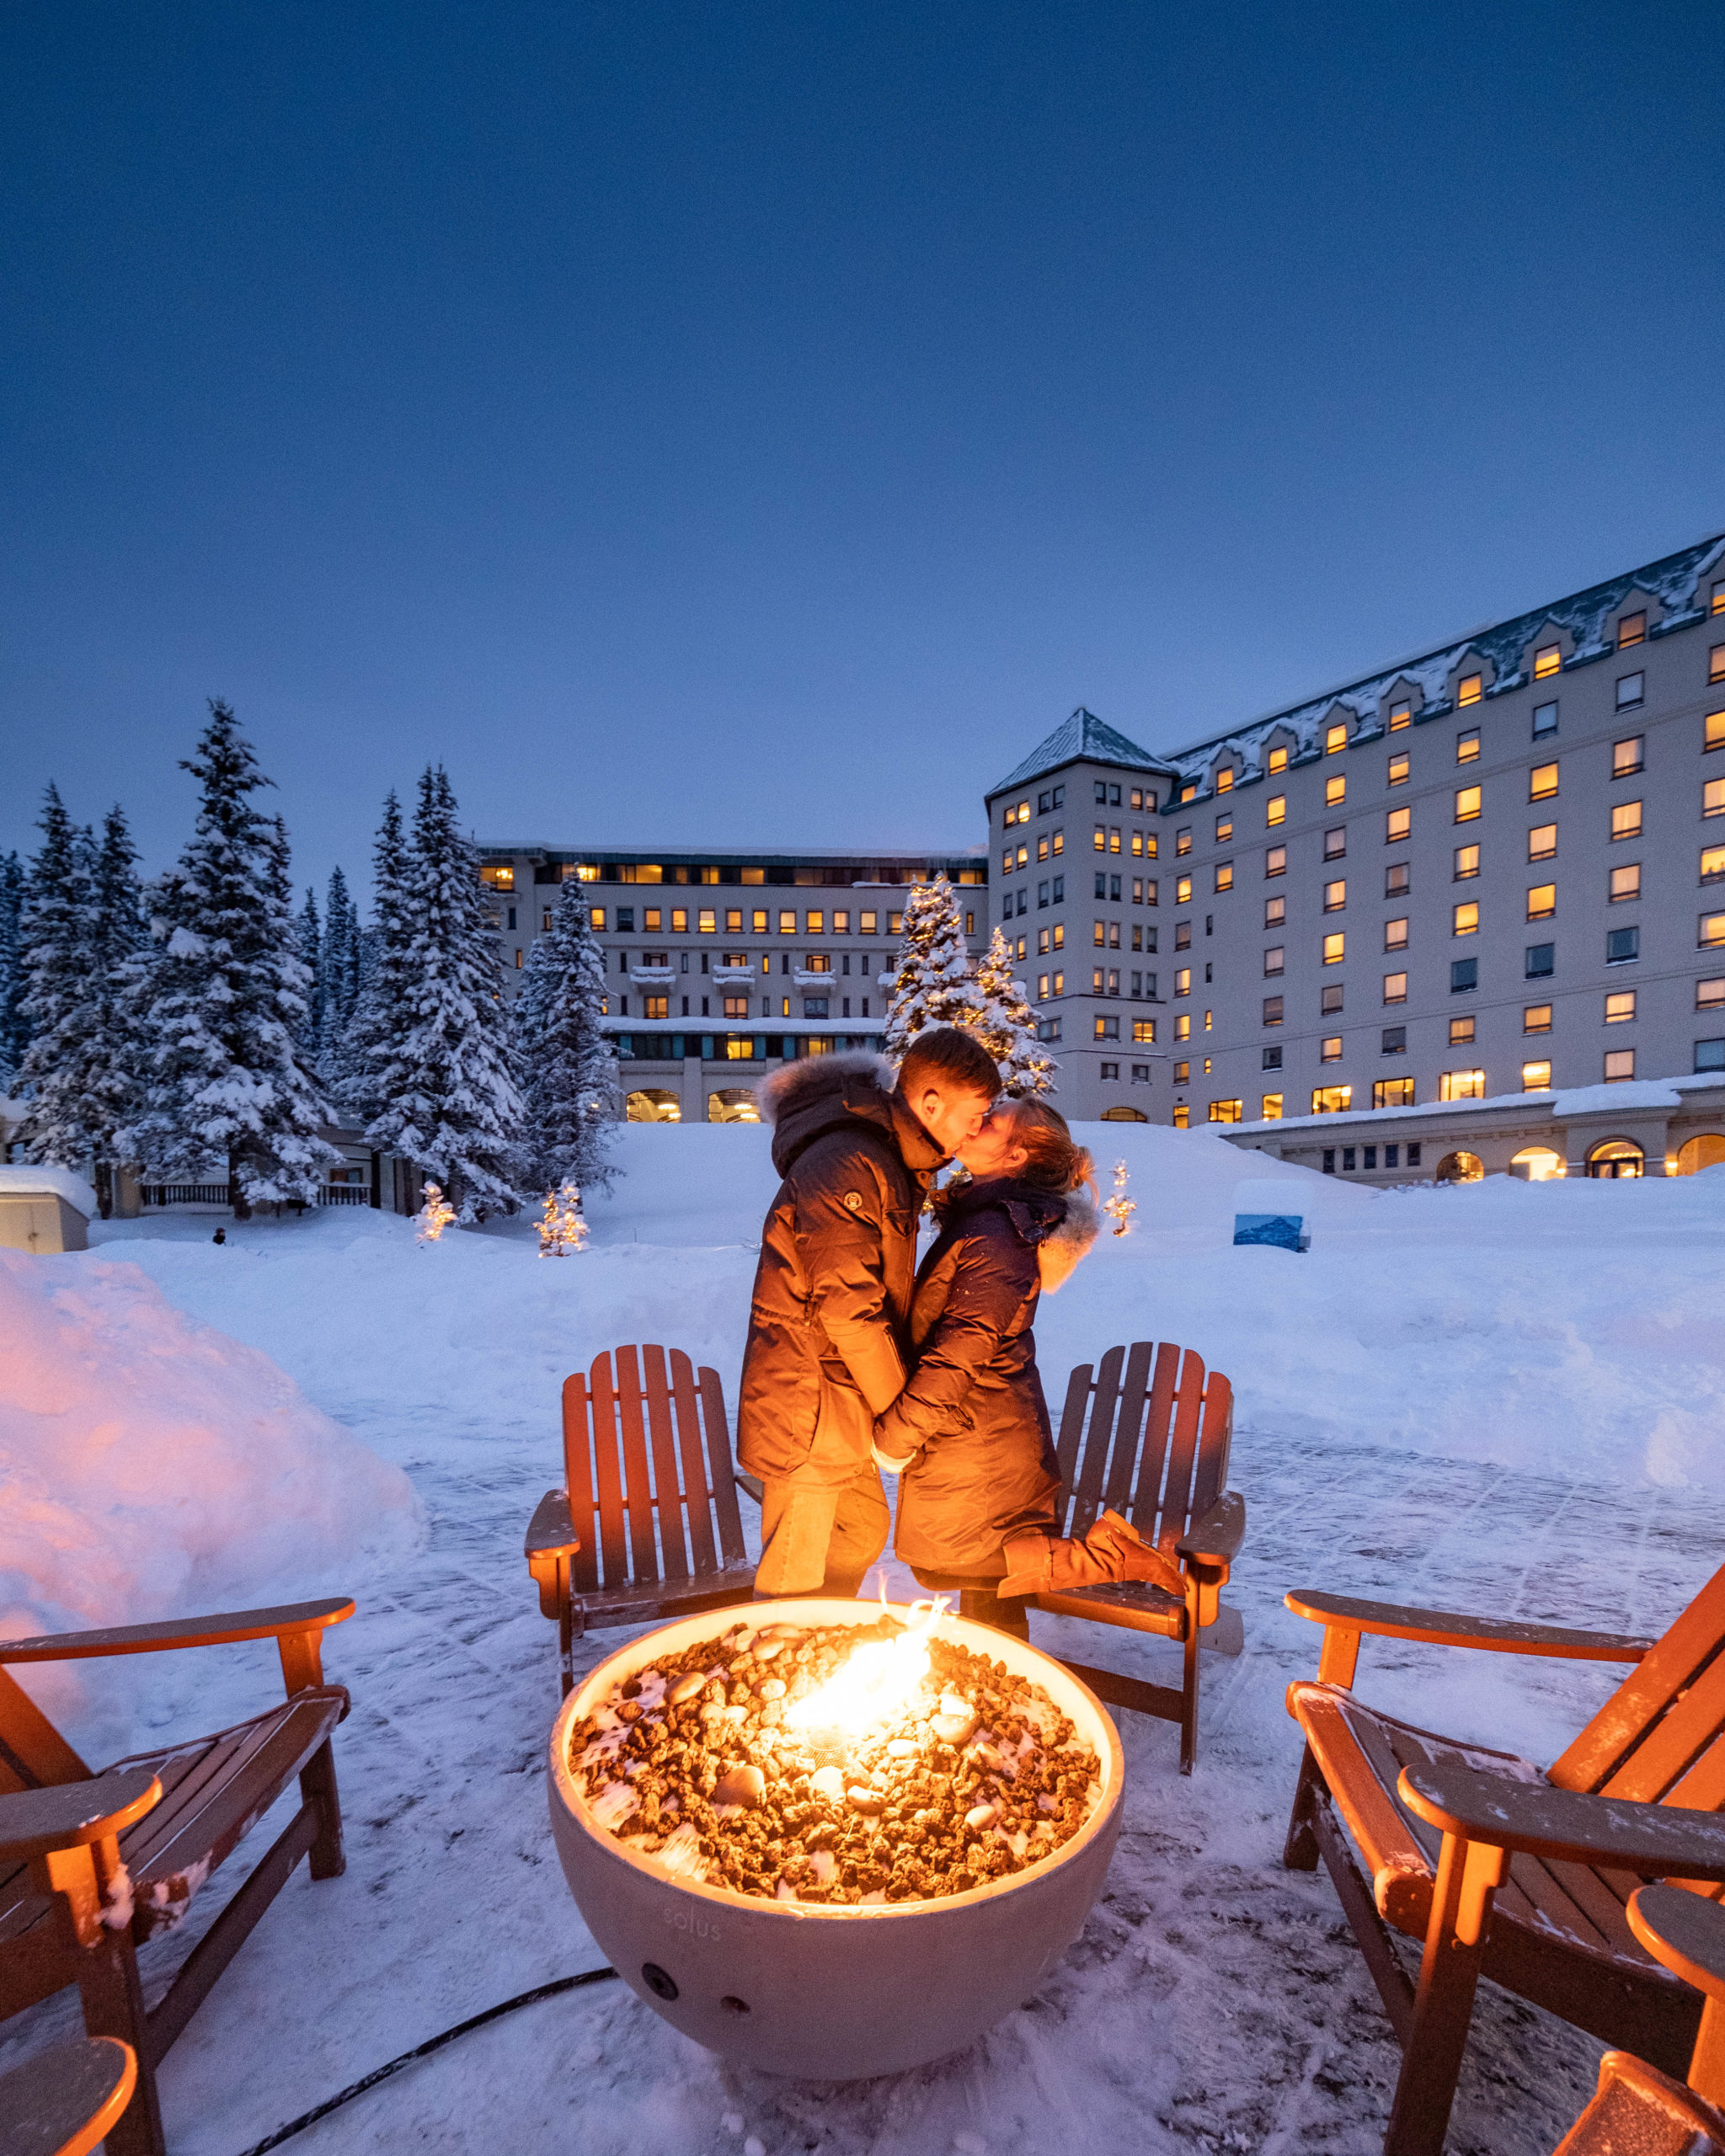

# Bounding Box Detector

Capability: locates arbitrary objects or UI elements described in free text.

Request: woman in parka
[873,1099,1183,1637]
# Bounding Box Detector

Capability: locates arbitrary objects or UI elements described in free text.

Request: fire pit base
[547,1598,1124,2079]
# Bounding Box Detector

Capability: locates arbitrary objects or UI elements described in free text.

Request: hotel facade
[984,531,1725,1163]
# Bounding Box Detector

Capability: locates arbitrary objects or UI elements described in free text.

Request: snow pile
[0,1163,99,1216]
[0,1247,421,1648]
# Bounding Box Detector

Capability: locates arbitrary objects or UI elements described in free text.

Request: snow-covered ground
[4,1122,1725,2154]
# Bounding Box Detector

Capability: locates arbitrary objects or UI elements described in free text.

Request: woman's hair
[997,1099,1094,1196]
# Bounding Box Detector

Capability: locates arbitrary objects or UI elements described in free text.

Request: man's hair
[899,1027,1001,1099]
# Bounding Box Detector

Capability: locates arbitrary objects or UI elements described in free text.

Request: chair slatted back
[1549,1562,1725,1810]
[1051,1340,1233,1550]
[563,1345,747,1593]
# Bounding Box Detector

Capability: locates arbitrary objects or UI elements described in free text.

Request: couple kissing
[737,1029,1183,1637]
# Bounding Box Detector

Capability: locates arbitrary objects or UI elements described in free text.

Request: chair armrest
[735,1472,765,1507]
[0,1770,161,1863]
[1630,1885,1725,2003]
[0,1598,355,1664]
[1400,1760,1725,1880]
[526,1489,579,1561]
[1285,1588,1653,1662]
[1177,1492,1246,1566]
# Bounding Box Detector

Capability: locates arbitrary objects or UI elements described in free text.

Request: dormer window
[1457,673,1483,707]
[1268,745,1289,775]
[1618,611,1646,649]
[1534,643,1562,679]
[1388,701,1412,731]
[1325,723,1348,755]
[1215,766,1234,792]
[1712,579,1725,616]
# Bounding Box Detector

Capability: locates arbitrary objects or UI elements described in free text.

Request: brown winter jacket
[879,1177,1099,1581]
[736,1052,948,1486]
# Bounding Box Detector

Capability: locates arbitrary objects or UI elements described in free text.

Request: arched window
[707,1089,760,1124]
[626,1088,681,1123]
[1586,1137,1644,1179]
[1434,1150,1485,1183]
[1509,1145,1564,1182]
[1674,1134,1725,1177]
[1100,1106,1148,1123]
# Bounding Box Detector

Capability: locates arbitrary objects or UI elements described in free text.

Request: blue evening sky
[3,3,1722,898]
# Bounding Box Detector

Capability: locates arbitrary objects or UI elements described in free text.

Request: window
[1386,807,1411,842]
[1388,700,1412,731]
[1609,864,1641,904]
[1440,1069,1485,1101]
[1713,648,1725,684]
[1094,1017,1120,1041]
[1453,901,1480,935]
[1263,995,1284,1026]
[1172,1103,1188,1127]
[1262,1043,1283,1069]
[1326,774,1346,808]
[723,995,750,1021]
[1454,844,1480,880]
[590,906,607,931]
[1110,828,1122,854]
[1176,876,1193,905]
[1607,926,1641,963]
[1325,723,1348,755]
[1385,918,1408,951]
[1264,896,1285,928]
[1618,611,1646,649]
[1261,1092,1284,1118]
[1209,1100,1243,1123]
[1614,735,1645,777]
[1263,795,1287,831]
[1131,1064,1151,1082]
[1449,1015,1475,1046]
[1324,828,1347,860]
[1381,1024,1407,1053]
[1268,745,1289,774]
[1386,862,1410,897]
[1604,989,1637,1026]
[1534,643,1562,679]
[1456,729,1480,764]
[1176,827,1192,856]
[1696,1042,1725,1075]
[1604,1048,1636,1082]
[1524,1003,1552,1034]
[1099,1062,1119,1081]
[1322,933,1345,965]
[1455,786,1482,823]
[1264,846,1286,878]
[1374,1078,1415,1107]
[1321,983,1344,1016]
[1525,884,1557,921]
[1700,979,1725,1010]
[1263,946,1284,976]
[1451,958,1478,991]
[1702,913,1725,948]
[1323,878,1346,912]
[1214,862,1234,892]
[1703,845,1725,883]
[1388,752,1409,786]
[1320,1036,1343,1063]
[1533,700,1558,739]
[1311,1086,1352,1113]
[1457,674,1482,707]
[1215,767,1234,794]
[479,864,515,889]
[1706,779,1725,819]
[857,910,877,935]
[1616,673,1645,711]
[1132,1019,1156,1043]
[1174,968,1191,995]
[1529,762,1559,802]
[1712,711,1725,753]
[1174,1014,1191,1042]
[1522,1060,1552,1091]
[1383,973,1407,1004]
[1175,921,1191,948]
[1052,830,1065,855]
[644,995,669,1022]
[777,909,796,933]
[1526,942,1555,977]
[1528,824,1557,862]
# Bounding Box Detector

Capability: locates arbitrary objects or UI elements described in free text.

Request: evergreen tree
[318,864,360,1077]
[364,766,522,1220]
[14,788,99,1165]
[127,701,337,1219]
[973,926,1058,1097]
[83,806,152,1214]
[0,851,29,1090]
[296,886,324,1062]
[335,795,411,1129]
[514,876,621,1200]
[882,874,988,1061]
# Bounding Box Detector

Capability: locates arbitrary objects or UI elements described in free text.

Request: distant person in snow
[873,1098,1185,1638]
[738,1028,1001,1600]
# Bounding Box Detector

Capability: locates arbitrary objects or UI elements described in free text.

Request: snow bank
[0,1248,421,1649]
[0,1164,99,1217]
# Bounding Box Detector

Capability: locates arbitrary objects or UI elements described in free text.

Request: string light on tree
[1103,1160,1136,1238]
[415,1182,457,1242]
[536,1181,589,1257]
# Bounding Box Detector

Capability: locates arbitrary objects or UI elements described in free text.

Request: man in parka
[740,1027,1001,1599]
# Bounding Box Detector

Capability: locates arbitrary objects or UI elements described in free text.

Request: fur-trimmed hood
[934,1175,1100,1294]
[755,1050,946,1184]
[756,1049,895,1128]
[1035,1192,1100,1294]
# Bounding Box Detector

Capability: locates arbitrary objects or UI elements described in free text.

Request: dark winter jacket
[879,1177,1099,1580]
[737,1052,948,1486]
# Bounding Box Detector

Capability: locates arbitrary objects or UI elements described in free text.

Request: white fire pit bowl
[547,1597,1125,2079]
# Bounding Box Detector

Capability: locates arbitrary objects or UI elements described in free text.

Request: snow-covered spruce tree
[296,886,324,1062]
[881,873,988,1061]
[513,875,621,1201]
[334,796,411,1129]
[973,926,1058,1098]
[128,701,337,1219]
[0,851,27,1088]
[13,787,99,1166]
[365,766,523,1221]
[81,806,152,1214]
[318,864,360,1077]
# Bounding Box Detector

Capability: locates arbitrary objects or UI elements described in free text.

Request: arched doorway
[1674,1134,1725,1176]
[707,1089,760,1123]
[626,1089,681,1123]
[1100,1106,1148,1123]
[1434,1150,1485,1184]
[1586,1138,1644,1179]
[1509,1146,1564,1182]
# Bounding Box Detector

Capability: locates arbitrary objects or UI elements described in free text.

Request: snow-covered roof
[989,709,1177,798]
[0,1165,99,1217]
[1225,1071,1725,1140]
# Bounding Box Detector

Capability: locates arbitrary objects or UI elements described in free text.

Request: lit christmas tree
[882,874,987,1060]
[972,926,1057,1097]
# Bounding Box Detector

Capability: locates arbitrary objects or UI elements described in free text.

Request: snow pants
[753,1460,891,1600]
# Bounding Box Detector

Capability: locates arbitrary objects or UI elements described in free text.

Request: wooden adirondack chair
[1548,1886,1725,2155]
[524,1344,756,1694]
[1281,1561,1725,2156]
[0,1598,353,2156]
[1032,1341,1246,1774]
[0,2032,138,2156]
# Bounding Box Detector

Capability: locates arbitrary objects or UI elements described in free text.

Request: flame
[785,1594,949,1738]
